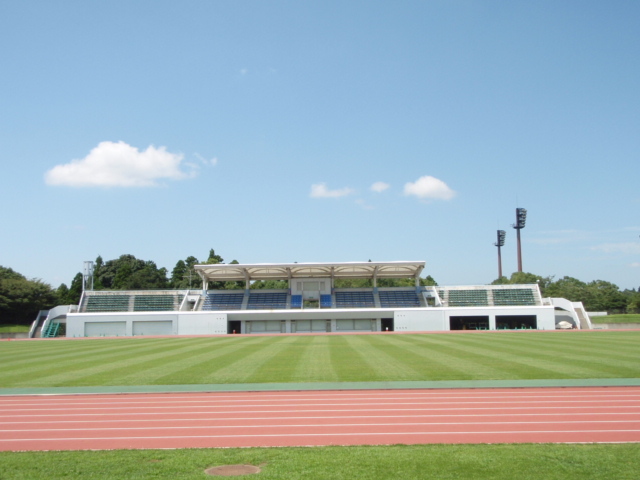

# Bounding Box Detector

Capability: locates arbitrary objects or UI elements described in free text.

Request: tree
[170,260,188,288]
[205,249,224,265]
[626,290,640,313]
[93,255,104,289]
[56,283,70,305]
[91,255,168,291]
[0,267,58,325]
[585,280,627,312]
[421,275,438,287]
[67,273,84,304]
[491,272,552,295]
[545,276,589,304]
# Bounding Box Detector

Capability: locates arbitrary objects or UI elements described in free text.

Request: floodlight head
[513,207,527,229]
[495,229,506,247]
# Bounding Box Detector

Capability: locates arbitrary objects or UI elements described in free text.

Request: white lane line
[3,420,639,434]
[4,411,640,425]
[2,392,639,406]
[4,399,640,413]
[3,405,640,419]
[2,390,639,405]
[2,429,640,443]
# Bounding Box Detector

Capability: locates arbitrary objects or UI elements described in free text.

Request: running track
[1,387,639,451]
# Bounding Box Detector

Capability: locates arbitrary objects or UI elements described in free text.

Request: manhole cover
[205,464,261,476]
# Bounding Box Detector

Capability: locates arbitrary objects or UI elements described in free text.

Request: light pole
[494,230,506,279]
[512,208,527,272]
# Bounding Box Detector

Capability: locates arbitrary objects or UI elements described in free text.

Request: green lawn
[0,324,30,333]
[590,314,640,324]
[1,444,639,480]
[1,331,639,388]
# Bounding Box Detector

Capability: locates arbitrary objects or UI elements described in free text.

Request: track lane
[1,387,639,451]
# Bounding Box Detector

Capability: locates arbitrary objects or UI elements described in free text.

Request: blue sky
[1,0,639,290]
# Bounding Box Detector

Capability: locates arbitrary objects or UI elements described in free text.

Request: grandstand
[56,261,592,338]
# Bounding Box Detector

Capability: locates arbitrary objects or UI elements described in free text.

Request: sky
[1,0,639,290]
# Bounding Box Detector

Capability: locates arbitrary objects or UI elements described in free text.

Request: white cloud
[310,183,354,199]
[370,181,390,193]
[591,243,640,254]
[356,199,374,210]
[630,262,640,268]
[403,175,456,201]
[45,141,195,187]
[194,153,218,167]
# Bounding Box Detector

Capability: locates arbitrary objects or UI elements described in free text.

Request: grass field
[590,314,640,324]
[2,331,639,479]
[1,331,639,388]
[1,444,639,480]
[0,324,30,333]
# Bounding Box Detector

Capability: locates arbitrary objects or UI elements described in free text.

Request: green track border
[2,378,640,396]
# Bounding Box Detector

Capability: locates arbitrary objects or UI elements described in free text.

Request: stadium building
[32,261,592,338]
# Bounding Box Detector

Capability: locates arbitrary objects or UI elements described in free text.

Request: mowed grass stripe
[1,331,639,388]
[99,337,266,386]
[337,335,423,381]
[490,331,640,358]
[376,335,517,380]
[447,333,640,378]
[330,336,380,382]
[243,336,313,383]
[199,336,301,384]
[148,336,278,385]
[0,338,200,386]
[5,338,225,387]
[291,335,339,383]
[464,332,640,372]
[0,338,187,371]
[396,334,594,380]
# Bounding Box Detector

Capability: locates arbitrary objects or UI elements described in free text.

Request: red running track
[1,387,639,451]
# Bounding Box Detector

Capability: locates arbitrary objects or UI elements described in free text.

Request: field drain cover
[205,464,261,476]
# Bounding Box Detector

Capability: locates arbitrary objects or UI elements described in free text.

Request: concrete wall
[67,312,227,337]
[67,304,557,337]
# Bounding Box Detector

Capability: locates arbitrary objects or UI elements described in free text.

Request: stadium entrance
[496,315,537,330]
[381,318,394,332]
[449,316,490,330]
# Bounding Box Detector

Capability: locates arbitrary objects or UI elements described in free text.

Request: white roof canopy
[194,261,425,283]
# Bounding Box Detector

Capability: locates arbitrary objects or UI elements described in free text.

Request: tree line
[492,271,639,314]
[1,250,639,326]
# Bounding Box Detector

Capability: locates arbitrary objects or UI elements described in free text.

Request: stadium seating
[335,291,375,308]
[379,290,421,308]
[133,295,177,311]
[290,295,303,308]
[85,295,131,312]
[493,288,537,306]
[247,292,288,310]
[202,292,245,310]
[320,294,333,308]
[447,289,489,307]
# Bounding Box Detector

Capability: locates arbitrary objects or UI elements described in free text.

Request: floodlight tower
[512,208,527,272]
[494,230,506,278]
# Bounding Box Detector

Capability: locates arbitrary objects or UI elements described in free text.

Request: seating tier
[335,291,375,308]
[379,290,420,308]
[493,288,537,306]
[247,292,288,310]
[85,295,131,312]
[202,293,245,310]
[133,295,177,311]
[447,290,489,307]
